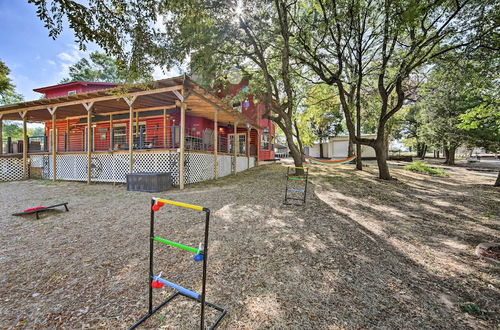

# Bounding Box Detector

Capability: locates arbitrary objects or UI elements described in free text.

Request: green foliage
[2,121,23,140]
[459,302,487,317]
[60,52,151,83]
[298,84,343,146]
[1,122,44,140]
[458,103,500,152]
[415,52,499,153]
[404,161,448,176]
[0,60,23,104]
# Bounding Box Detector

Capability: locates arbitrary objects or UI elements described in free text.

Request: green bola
[153,236,199,254]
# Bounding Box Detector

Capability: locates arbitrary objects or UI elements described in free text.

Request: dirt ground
[0,161,498,329]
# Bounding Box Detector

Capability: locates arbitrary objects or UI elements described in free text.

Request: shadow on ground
[0,162,498,329]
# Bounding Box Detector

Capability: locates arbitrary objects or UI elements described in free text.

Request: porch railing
[1,126,257,156]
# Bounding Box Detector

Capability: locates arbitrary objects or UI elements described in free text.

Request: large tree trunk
[283,128,303,173]
[348,138,354,157]
[420,145,427,160]
[356,141,362,170]
[373,139,391,180]
[495,171,500,187]
[384,133,390,158]
[355,109,362,170]
[444,146,449,164]
[319,141,324,158]
[444,146,456,165]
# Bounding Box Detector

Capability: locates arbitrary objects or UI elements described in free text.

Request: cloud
[53,45,87,81]
[57,45,83,64]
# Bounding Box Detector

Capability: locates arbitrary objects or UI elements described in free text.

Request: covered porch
[0,76,260,188]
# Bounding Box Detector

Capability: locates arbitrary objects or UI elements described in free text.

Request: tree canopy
[60,51,151,83]
[0,60,23,105]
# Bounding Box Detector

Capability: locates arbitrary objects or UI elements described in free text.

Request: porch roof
[0,75,258,128]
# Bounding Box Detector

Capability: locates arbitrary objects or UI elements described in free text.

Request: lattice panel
[185,152,214,184]
[249,157,256,168]
[218,155,232,177]
[92,153,129,183]
[236,156,248,172]
[28,151,255,186]
[51,154,88,181]
[0,157,24,182]
[29,155,44,168]
[134,152,180,185]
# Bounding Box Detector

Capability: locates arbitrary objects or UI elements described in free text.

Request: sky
[0,1,173,102]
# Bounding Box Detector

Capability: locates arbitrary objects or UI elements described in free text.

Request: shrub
[404,161,449,176]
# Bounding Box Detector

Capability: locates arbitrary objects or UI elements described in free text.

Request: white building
[305,134,377,159]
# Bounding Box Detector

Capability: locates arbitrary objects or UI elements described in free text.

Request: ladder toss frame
[284,166,309,205]
[129,198,227,329]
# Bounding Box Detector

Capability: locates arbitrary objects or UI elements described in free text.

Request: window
[112,124,127,149]
[67,90,77,95]
[228,133,246,154]
[261,132,270,150]
[238,134,246,154]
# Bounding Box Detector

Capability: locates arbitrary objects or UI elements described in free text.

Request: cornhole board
[12,203,69,220]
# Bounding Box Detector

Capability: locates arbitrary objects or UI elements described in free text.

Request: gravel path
[0,162,498,329]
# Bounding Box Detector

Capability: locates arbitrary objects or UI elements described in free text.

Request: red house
[0,76,275,187]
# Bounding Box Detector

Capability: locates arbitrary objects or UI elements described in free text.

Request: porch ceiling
[0,76,259,128]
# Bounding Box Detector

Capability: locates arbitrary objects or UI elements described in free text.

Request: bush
[404,161,448,176]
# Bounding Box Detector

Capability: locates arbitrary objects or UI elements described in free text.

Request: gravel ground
[0,162,498,329]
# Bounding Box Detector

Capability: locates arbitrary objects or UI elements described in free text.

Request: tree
[0,60,23,105]
[417,50,499,165]
[298,84,343,158]
[165,1,310,169]
[1,60,24,144]
[289,0,498,179]
[60,52,137,83]
[458,101,500,187]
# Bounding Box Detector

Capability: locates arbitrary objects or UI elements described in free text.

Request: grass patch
[404,161,449,176]
[459,302,487,317]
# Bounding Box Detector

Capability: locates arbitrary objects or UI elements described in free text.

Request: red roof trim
[33,81,119,93]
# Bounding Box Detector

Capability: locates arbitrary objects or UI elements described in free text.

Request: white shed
[306,134,377,159]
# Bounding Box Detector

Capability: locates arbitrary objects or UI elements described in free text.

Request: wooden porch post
[247,125,251,168]
[163,108,167,148]
[66,118,70,152]
[256,130,260,164]
[135,111,139,137]
[0,114,3,155]
[49,107,58,181]
[21,111,28,179]
[83,103,94,184]
[124,96,137,173]
[214,109,218,179]
[179,101,186,189]
[233,121,238,175]
[109,114,113,150]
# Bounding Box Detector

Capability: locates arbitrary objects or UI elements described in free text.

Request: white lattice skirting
[0,158,24,182]
[218,155,232,177]
[28,152,257,185]
[236,156,248,172]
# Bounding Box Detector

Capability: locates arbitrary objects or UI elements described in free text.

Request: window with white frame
[261,130,270,150]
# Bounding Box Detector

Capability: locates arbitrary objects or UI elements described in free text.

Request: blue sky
[0,1,173,102]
